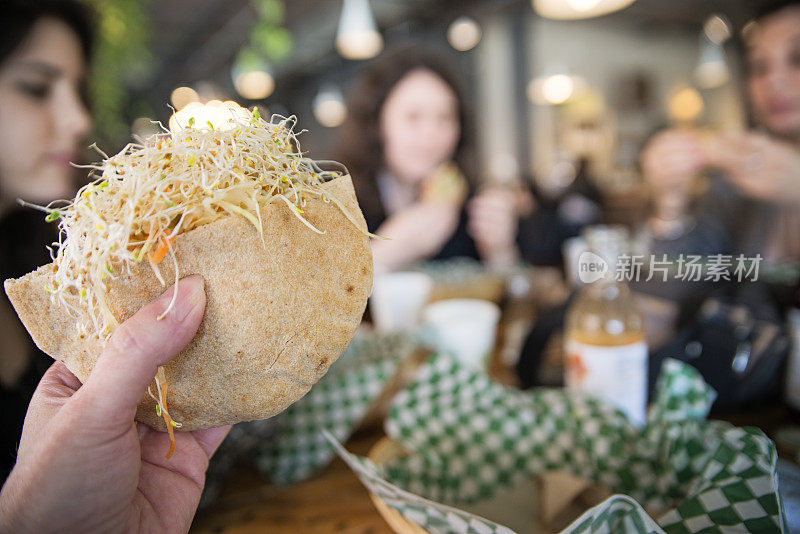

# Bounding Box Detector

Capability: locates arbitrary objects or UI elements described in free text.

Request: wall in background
[474,9,746,190]
[527,15,745,186]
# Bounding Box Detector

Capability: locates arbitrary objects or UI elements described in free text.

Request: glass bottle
[564,226,648,426]
[785,273,800,412]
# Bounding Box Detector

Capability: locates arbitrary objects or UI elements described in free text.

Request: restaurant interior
[1,0,799,532]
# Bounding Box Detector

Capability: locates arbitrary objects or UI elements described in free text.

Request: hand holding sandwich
[705,131,800,207]
[0,275,231,533]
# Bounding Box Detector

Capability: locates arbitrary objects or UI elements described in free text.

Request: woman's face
[0,17,91,204]
[379,69,461,185]
[746,7,800,141]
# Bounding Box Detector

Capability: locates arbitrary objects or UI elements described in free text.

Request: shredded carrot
[150,236,174,265]
[159,374,176,459]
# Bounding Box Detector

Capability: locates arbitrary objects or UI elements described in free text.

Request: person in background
[634,1,799,411]
[640,0,800,262]
[0,0,93,481]
[336,47,523,273]
[517,156,603,267]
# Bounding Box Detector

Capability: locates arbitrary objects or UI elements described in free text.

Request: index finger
[705,134,751,169]
[192,425,232,459]
[19,361,84,451]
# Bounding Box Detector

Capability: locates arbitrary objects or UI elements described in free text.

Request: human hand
[371,201,460,273]
[467,187,520,269]
[705,131,800,206]
[640,129,707,219]
[0,275,231,534]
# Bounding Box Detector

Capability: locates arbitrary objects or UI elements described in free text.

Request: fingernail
[161,275,205,323]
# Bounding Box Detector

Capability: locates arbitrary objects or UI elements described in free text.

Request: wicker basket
[367,437,431,534]
[365,438,606,534]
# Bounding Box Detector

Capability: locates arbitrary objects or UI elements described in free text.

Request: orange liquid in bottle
[564,226,648,426]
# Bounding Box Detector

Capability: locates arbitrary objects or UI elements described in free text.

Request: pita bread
[4,175,372,431]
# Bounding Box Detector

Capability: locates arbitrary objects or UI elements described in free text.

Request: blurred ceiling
[138,0,775,109]
[140,0,468,98]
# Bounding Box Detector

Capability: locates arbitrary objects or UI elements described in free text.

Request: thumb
[77,275,206,426]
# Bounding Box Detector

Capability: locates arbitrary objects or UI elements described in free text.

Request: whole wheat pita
[6,174,371,431]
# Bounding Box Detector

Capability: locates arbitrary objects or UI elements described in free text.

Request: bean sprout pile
[23,101,362,455]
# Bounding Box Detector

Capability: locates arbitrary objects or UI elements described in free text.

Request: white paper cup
[562,236,588,288]
[370,272,433,333]
[422,299,501,369]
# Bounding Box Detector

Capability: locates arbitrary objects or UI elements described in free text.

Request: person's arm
[640,129,708,229]
[371,163,466,273]
[371,200,461,273]
[0,275,230,533]
[467,187,522,270]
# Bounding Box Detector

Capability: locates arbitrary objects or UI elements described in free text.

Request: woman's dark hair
[335,45,476,228]
[738,0,800,128]
[1,0,94,67]
[0,0,96,484]
[754,0,800,21]
[0,0,94,305]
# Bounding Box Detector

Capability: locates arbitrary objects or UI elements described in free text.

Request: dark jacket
[0,207,58,481]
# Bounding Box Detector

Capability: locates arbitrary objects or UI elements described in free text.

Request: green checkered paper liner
[253,331,415,484]
[204,331,413,491]
[418,257,487,283]
[331,354,786,533]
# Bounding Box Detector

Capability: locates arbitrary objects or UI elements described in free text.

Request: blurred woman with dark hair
[641,0,800,261]
[336,46,522,273]
[0,0,93,480]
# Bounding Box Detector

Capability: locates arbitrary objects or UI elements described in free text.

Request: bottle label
[786,309,800,410]
[564,339,648,427]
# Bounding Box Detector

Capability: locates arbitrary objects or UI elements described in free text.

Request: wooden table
[191,426,392,533]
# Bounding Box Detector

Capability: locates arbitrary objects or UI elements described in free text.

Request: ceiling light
[703,13,732,45]
[741,19,758,40]
[447,16,482,52]
[533,0,637,20]
[528,74,585,105]
[336,0,383,60]
[694,50,730,89]
[566,0,602,11]
[313,85,348,128]
[542,74,574,104]
[233,70,275,100]
[170,86,199,110]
